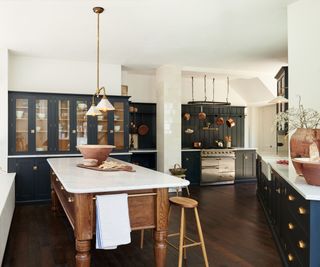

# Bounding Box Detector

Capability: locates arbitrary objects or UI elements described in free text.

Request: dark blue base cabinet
[181,151,201,185]
[8,158,51,203]
[257,167,320,266]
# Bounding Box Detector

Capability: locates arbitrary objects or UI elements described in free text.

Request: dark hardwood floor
[3,184,282,267]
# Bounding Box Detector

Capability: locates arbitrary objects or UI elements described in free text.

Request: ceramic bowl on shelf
[76,144,115,165]
[78,103,87,111]
[36,126,41,132]
[16,111,24,118]
[292,158,320,186]
[38,113,46,119]
[114,125,121,132]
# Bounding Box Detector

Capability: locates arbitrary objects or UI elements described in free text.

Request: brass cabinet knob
[110,130,114,133]
[72,129,76,134]
[33,165,38,171]
[288,223,295,230]
[68,197,74,203]
[298,240,306,249]
[288,194,295,201]
[264,186,267,191]
[276,188,281,194]
[55,178,59,182]
[60,185,64,190]
[52,172,55,176]
[31,129,35,134]
[298,207,307,214]
[288,253,294,262]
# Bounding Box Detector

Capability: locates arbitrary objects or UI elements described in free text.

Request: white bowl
[78,103,87,110]
[38,113,46,119]
[114,125,121,132]
[16,111,24,118]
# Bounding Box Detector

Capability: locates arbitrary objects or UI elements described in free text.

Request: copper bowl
[77,145,115,165]
[292,158,320,186]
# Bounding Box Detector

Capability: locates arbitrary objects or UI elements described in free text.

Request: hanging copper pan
[138,124,149,135]
[216,117,224,126]
[226,117,236,128]
[198,106,206,121]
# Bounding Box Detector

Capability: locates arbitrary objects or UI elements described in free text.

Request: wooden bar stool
[167,196,209,267]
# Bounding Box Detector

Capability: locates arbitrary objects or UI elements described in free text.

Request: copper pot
[183,113,191,121]
[226,117,235,128]
[198,106,206,121]
[216,117,224,126]
[193,142,202,149]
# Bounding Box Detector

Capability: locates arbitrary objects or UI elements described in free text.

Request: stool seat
[169,196,198,208]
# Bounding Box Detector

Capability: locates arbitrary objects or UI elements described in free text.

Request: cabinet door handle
[72,130,76,134]
[288,194,295,201]
[110,130,114,133]
[298,240,306,249]
[298,207,307,215]
[288,223,294,230]
[33,165,38,171]
[31,129,35,134]
[276,188,281,194]
[186,158,189,161]
[244,156,248,160]
[288,253,294,262]
[55,178,59,182]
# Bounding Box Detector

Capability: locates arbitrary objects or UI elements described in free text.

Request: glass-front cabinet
[9,92,130,155]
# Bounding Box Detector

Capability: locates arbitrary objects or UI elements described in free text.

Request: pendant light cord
[97,12,100,93]
[204,75,207,102]
[226,76,230,103]
[212,78,215,102]
[191,76,194,102]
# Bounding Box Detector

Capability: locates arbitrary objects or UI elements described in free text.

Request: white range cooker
[201,149,236,185]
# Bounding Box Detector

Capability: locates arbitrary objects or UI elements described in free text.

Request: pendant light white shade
[86,104,102,116]
[269,95,289,104]
[97,97,115,112]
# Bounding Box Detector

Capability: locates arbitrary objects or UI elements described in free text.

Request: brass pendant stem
[97,12,100,92]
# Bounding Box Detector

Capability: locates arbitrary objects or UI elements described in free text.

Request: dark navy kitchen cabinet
[131,152,157,170]
[181,151,201,185]
[8,157,51,203]
[235,150,256,181]
[9,92,130,154]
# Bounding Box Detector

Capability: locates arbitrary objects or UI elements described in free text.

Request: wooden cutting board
[76,163,135,172]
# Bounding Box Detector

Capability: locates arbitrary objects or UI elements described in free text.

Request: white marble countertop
[8,152,133,158]
[129,149,157,153]
[47,157,189,194]
[181,147,256,152]
[258,154,320,201]
[0,172,15,213]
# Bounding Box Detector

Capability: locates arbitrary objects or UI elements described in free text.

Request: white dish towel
[96,194,131,250]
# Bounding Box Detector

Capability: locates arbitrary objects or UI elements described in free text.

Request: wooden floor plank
[3,183,282,267]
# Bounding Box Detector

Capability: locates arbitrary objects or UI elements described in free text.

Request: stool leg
[194,208,209,267]
[186,186,190,197]
[168,205,172,225]
[176,188,179,196]
[183,215,187,260]
[140,229,144,249]
[178,208,185,267]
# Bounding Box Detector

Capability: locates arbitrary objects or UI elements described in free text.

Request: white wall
[122,71,157,102]
[0,49,9,171]
[9,55,122,95]
[288,0,320,109]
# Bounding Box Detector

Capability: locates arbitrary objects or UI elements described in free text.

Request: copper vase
[290,128,320,175]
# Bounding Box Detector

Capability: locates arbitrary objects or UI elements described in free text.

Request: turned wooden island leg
[75,239,91,267]
[154,188,169,267]
[74,194,94,267]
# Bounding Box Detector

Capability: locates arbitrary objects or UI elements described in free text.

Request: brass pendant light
[86,7,114,116]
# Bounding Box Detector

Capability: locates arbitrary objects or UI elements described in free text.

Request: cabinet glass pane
[97,111,108,145]
[113,102,124,150]
[16,99,28,152]
[76,101,88,145]
[58,100,70,151]
[35,99,48,152]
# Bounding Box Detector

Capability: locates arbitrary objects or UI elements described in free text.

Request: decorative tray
[77,163,135,172]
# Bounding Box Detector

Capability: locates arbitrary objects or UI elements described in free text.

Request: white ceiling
[0,0,291,73]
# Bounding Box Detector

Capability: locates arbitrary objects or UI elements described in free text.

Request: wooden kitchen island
[47,157,189,267]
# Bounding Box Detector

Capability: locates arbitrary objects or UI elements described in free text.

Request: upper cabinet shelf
[9,92,130,155]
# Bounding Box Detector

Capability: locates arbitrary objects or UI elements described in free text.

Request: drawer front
[284,210,309,266]
[284,182,309,233]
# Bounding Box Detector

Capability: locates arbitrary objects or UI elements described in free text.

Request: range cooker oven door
[201,157,235,185]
